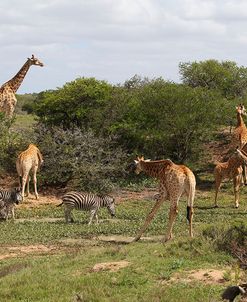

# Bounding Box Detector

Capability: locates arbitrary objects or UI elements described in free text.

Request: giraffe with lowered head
[132,156,196,243]
[16,144,44,201]
[0,55,44,117]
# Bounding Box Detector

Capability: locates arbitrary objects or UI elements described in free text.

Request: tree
[179,60,247,99]
[34,77,113,129]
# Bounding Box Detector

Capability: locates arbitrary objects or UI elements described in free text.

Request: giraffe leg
[162,201,179,243]
[233,175,241,208]
[214,176,222,208]
[187,206,194,238]
[133,198,165,242]
[242,164,247,185]
[21,172,29,201]
[33,168,39,200]
[26,175,30,197]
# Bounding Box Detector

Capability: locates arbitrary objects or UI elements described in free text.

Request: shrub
[0,115,31,173]
[35,125,127,193]
[202,220,247,267]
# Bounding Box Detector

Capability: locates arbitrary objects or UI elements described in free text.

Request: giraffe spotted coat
[16,144,43,200]
[133,157,196,243]
[0,55,43,117]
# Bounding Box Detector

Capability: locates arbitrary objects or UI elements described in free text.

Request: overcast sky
[1,0,247,93]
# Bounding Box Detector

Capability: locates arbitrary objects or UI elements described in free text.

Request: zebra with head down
[0,187,23,220]
[58,192,115,225]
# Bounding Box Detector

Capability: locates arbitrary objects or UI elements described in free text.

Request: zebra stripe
[59,192,115,224]
[0,188,22,220]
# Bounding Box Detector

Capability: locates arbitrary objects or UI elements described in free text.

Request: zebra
[58,192,116,225]
[0,187,23,220]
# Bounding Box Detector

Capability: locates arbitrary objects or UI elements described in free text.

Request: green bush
[35,125,127,193]
[202,220,247,261]
[0,115,31,174]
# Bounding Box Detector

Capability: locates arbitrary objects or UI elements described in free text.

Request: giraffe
[16,144,44,201]
[231,104,247,184]
[132,156,196,243]
[0,55,44,117]
[214,152,245,208]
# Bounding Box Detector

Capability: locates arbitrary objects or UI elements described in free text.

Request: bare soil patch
[0,244,58,260]
[91,260,130,272]
[18,193,61,209]
[166,268,245,285]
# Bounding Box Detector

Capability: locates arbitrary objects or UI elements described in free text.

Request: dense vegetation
[2,59,247,191]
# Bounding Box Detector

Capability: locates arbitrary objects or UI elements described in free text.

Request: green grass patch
[0,187,246,301]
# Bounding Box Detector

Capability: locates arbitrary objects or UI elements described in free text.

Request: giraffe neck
[237,112,246,128]
[140,160,172,178]
[5,60,31,93]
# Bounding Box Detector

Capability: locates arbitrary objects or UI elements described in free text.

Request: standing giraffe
[16,144,44,201]
[231,104,247,184]
[132,156,196,243]
[0,55,44,117]
[214,153,244,208]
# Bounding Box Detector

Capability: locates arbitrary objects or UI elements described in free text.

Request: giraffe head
[28,54,44,67]
[236,103,246,116]
[134,156,150,174]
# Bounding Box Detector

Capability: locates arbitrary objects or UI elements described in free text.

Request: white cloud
[0,0,247,92]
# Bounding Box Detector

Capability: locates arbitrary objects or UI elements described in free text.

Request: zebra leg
[5,205,9,221]
[64,208,73,223]
[95,214,99,224]
[10,206,15,220]
[88,209,97,225]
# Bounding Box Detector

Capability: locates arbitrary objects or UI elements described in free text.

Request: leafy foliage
[33,75,230,163]
[179,59,247,99]
[0,114,31,173]
[34,77,112,129]
[35,125,127,193]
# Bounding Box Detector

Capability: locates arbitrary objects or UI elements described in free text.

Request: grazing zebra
[0,188,23,220]
[58,192,115,225]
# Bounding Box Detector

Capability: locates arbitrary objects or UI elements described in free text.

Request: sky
[1,0,247,93]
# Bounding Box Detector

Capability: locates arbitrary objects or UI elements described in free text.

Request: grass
[0,183,246,302]
[11,114,37,132]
